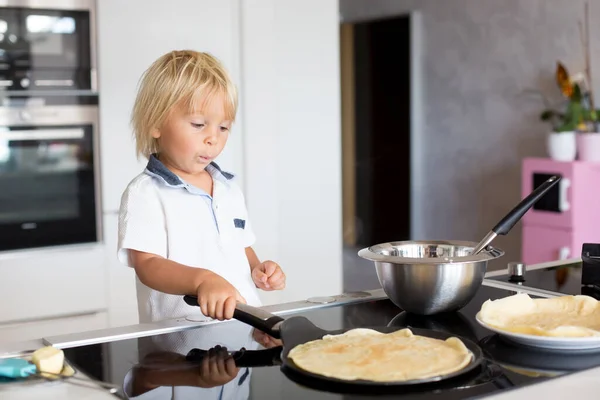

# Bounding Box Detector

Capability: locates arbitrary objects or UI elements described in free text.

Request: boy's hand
[196,272,246,321]
[195,346,239,388]
[252,329,283,348]
[251,261,286,291]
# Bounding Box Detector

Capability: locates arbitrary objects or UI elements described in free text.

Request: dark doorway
[351,15,412,247]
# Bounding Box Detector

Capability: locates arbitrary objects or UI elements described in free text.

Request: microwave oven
[0,0,97,93]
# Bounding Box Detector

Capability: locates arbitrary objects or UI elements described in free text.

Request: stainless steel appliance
[0,0,97,93]
[0,0,100,252]
[0,103,100,251]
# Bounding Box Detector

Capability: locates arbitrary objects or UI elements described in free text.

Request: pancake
[478,293,600,337]
[287,328,472,382]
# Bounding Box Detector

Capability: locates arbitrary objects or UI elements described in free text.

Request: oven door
[0,105,99,251]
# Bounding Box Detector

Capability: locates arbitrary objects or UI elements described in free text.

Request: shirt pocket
[229,217,249,247]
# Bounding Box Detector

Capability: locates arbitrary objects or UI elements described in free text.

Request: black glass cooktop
[62,284,600,400]
[488,261,600,299]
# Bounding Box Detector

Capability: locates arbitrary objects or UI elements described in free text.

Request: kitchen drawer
[0,244,107,323]
[0,311,108,344]
[522,225,574,265]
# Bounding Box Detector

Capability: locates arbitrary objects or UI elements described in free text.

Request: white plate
[475,312,600,351]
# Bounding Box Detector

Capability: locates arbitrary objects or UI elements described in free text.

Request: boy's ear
[151,127,161,139]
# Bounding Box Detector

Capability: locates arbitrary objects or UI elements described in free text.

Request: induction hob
[59,283,600,400]
[488,243,600,299]
[488,260,600,299]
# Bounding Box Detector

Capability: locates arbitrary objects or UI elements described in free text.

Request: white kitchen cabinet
[0,311,107,344]
[241,0,343,305]
[103,213,139,328]
[0,244,107,325]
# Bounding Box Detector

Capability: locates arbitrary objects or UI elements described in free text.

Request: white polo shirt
[117,154,262,323]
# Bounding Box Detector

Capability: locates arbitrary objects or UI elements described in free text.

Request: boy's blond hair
[131,50,238,158]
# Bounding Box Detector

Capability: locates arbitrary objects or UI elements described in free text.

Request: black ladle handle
[492,175,560,235]
[182,295,284,339]
[472,175,560,255]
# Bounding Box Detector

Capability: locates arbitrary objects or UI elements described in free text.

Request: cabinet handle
[559,178,571,211]
[0,310,103,328]
[0,128,84,141]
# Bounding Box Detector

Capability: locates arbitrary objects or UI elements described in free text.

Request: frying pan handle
[182,295,284,339]
[492,374,515,389]
[234,303,285,339]
[186,346,282,368]
[492,175,560,236]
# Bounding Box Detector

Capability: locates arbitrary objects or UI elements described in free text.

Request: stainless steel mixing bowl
[358,240,504,315]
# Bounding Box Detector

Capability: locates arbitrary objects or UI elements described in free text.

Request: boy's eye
[220,126,230,132]
[191,123,205,129]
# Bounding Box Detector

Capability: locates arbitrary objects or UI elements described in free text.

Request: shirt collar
[144,153,234,193]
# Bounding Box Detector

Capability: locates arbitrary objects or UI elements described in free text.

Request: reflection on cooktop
[130,324,271,399]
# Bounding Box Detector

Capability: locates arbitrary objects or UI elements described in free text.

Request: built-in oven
[0,102,100,251]
[0,0,96,93]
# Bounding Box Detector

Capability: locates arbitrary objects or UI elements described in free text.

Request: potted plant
[538,62,582,162]
[575,2,600,161]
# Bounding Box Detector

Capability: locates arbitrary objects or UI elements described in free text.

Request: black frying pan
[183,344,502,396]
[183,295,485,389]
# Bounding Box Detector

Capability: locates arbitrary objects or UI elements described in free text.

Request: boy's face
[153,91,231,176]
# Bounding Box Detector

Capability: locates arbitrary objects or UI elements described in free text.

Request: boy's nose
[204,130,218,145]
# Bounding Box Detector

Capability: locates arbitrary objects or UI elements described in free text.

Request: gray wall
[340,0,599,268]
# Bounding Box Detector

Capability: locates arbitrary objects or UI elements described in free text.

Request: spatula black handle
[182,295,284,339]
[492,175,560,236]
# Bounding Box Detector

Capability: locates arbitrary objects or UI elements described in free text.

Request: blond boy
[117,50,285,323]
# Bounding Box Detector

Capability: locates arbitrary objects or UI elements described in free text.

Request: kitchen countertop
[484,366,600,400]
[0,340,45,359]
[2,259,600,399]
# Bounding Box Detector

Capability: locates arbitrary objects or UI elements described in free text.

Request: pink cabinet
[522,225,573,263]
[521,158,600,264]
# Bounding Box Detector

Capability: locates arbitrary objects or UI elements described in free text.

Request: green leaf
[566,100,583,119]
[571,83,583,102]
[556,120,577,132]
[583,109,594,121]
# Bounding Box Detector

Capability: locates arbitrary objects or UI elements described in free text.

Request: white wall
[241,0,343,305]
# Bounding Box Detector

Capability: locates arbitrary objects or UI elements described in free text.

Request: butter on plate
[0,346,75,381]
[31,346,64,376]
